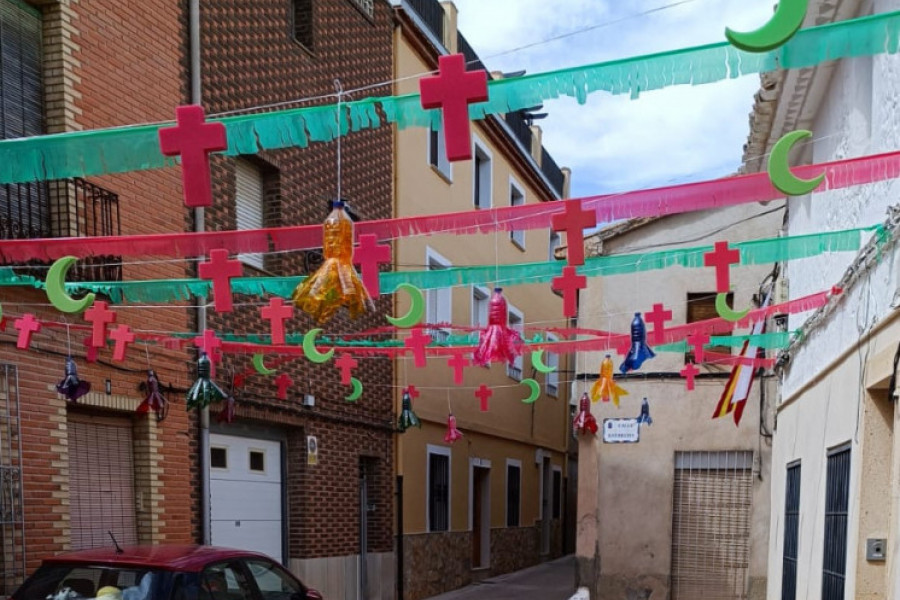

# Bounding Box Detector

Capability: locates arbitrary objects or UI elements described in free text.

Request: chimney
[440,2,458,53]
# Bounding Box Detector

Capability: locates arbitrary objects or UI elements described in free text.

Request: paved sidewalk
[423,555,576,600]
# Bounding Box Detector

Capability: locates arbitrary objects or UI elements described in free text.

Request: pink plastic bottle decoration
[444,413,463,444]
[573,392,598,436]
[473,288,523,367]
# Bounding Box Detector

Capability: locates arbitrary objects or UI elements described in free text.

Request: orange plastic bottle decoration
[292,200,374,323]
[589,354,628,407]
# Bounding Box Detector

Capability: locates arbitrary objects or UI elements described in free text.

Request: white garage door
[210,433,282,561]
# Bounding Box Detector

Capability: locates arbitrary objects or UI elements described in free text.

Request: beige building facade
[573,202,781,599]
[392,2,573,599]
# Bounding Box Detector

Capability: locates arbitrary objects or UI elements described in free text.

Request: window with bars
[0,1,49,240]
[782,462,801,600]
[822,446,850,600]
[427,449,449,532]
[545,334,559,396]
[507,304,524,380]
[670,451,753,600]
[686,292,733,360]
[506,462,521,527]
[426,248,452,342]
[291,0,313,50]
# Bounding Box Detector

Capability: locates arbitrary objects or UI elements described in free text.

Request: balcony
[407,0,444,44]
[541,147,566,197]
[456,33,489,77]
[504,110,534,154]
[0,178,122,282]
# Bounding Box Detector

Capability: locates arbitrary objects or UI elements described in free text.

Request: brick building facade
[0,0,196,593]
[0,1,396,598]
[200,0,395,598]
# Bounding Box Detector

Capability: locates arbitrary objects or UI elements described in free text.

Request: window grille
[428,453,449,532]
[822,446,850,600]
[782,463,801,600]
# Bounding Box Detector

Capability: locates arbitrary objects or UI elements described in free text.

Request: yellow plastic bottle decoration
[292,200,374,323]
[590,354,628,407]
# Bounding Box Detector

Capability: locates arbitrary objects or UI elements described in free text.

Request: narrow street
[423,555,576,600]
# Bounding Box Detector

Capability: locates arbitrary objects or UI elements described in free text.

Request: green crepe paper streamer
[33,225,875,304]
[3,11,900,184]
[655,331,798,353]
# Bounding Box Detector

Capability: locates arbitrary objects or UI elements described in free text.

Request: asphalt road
[424,555,576,600]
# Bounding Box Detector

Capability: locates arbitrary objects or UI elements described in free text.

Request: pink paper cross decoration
[14,314,40,349]
[198,249,243,313]
[644,303,673,345]
[475,384,493,412]
[404,328,432,368]
[447,352,469,385]
[419,54,488,162]
[681,362,699,391]
[335,353,358,386]
[352,234,391,297]
[110,324,135,362]
[551,201,597,267]
[551,266,586,318]
[275,373,293,400]
[703,241,740,293]
[158,105,228,208]
[84,301,116,348]
[261,297,293,345]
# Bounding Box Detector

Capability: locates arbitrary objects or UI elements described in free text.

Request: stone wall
[403,531,471,600]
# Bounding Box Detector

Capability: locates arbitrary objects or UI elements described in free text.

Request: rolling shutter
[235,160,264,270]
[68,415,138,549]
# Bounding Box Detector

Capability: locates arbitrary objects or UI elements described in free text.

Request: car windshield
[13,565,164,600]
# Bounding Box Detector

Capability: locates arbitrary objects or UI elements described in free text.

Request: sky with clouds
[450,0,773,198]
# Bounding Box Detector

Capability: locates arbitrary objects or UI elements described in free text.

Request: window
[507,303,524,380]
[686,292,732,360]
[428,124,452,180]
[506,461,521,527]
[426,248,452,342]
[244,559,303,600]
[545,333,559,396]
[200,563,253,600]
[249,449,265,472]
[509,179,525,249]
[235,159,265,270]
[291,0,313,50]
[552,468,562,519]
[473,141,492,209]
[549,230,561,262]
[427,446,450,532]
[210,447,227,469]
[471,286,490,344]
[1,1,49,239]
[823,446,850,600]
[347,0,374,18]
[782,462,801,600]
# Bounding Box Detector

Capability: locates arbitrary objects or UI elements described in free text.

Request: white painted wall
[768,1,900,598]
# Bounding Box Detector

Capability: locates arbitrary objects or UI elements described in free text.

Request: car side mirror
[306,590,323,600]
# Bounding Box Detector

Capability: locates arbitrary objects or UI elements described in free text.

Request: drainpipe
[189,0,211,546]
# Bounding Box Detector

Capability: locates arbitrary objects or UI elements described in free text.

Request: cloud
[451,0,771,196]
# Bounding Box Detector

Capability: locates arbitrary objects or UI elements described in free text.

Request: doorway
[471,465,490,569]
[541,456,552,555]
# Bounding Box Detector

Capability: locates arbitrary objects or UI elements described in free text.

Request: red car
[12,545,324,600]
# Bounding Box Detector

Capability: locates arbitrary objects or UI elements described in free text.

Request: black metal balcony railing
[0,178,122,282]
[504,110,534,154]
[407,0,444,43]
[541,147,566,197]
[456,33,488,77]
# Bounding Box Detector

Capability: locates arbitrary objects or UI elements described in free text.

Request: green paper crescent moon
[531,350,556,374]
[386,283,425,329]
[725,0,808,53]
[716,293,751,322]
[520,378,540,404]
[767,130,825,196]
[345,377,363,402]
[302,328,335,364]
[252,353,276,376]
[46,256,95,314]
